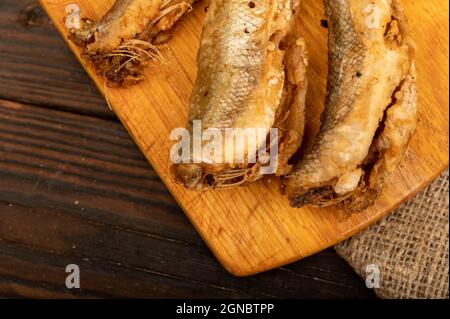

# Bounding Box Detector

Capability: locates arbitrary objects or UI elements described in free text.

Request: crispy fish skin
[343,65,417,211]
[70,0,194,86]
[283,0,417,211]
[171,0,308,190]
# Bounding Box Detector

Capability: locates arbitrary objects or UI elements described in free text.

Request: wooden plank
[0,0,113,119]
[38,0,449,276]
[0,99,374,298]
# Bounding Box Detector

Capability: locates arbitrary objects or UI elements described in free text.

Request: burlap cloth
[335,170,449,299]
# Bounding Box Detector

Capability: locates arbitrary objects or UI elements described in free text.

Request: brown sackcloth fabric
[335,170,449,299]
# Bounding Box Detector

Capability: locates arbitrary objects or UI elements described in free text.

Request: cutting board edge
[208,162,449,276]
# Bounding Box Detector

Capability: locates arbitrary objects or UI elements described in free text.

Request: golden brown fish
[171,0,308,190]
[283,0,417,212]
[70,0,195,86]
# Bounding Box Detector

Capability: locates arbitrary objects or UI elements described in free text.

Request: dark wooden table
[0,0,375,298]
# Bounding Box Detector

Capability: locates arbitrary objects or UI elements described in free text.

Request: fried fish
[70,0,195,86]
[171,0,309,190]
[283,0,417,212]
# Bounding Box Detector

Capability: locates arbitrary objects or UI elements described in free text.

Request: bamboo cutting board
[39,0,449,276]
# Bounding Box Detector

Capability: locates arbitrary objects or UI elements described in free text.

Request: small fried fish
[283,0,417,212]
[70,0,195,86]
[171,0,308,190]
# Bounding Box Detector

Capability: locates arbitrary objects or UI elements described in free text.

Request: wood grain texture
[0,0,114,120]
[0,98,374,298]
[38,0,449,276]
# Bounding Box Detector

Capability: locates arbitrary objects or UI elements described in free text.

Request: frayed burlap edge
[335,170,449,299]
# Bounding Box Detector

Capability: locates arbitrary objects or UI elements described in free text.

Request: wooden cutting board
[39,0,449,276]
